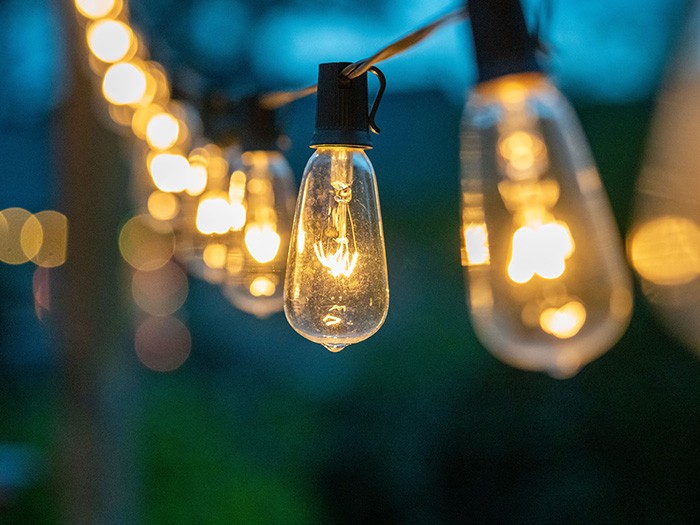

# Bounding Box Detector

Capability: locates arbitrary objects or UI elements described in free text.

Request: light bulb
[222,150,296,318]
[460,73,633,377]
[285,146,388,351]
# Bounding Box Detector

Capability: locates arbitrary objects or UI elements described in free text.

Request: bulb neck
[468,0,541,84]
[310,62,373,149]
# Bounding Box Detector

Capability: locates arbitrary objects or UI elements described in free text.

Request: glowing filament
[249,276,276,297]
[464,223,490,265]
[314,199,358,278]
[539,301,586,339]
[245,224,280,263]
[196,194,232,235]
[508,220,574,284]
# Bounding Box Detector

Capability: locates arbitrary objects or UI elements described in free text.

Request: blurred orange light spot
[135,316,191,372]
[147,191,179,221]
[132,261,188,316]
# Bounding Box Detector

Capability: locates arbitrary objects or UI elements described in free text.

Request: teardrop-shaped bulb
[174,145,233,284]
[460,73,633,377]
[222,150,296,318]
[284,147,389,351]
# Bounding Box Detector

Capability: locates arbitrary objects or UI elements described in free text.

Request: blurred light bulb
[102,62,147,106]
[87,19,133,63]
[222,151,296,318]
[460,73,632,377]
[284,147,389,351]
[146,112,180,150]
[75,0,119,19]
[196,191,232,235]
[149,153,190,193]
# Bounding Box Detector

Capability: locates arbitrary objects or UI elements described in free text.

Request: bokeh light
[0,208,37,265]
[119,214,174,271]
[147,191,180,221]
[23,211,68,268]
[102,62,147,106]
[146,112,180,150]
[134,316,191,372]
[149,153,191,193]
[196,192,233,235]
[87,19,134,63]
[74,0,120,20]
[132,261,188,316]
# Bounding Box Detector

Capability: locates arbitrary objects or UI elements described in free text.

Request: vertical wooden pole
[54,3,139,523]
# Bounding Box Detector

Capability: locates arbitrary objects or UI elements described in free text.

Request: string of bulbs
[72,0,635,379]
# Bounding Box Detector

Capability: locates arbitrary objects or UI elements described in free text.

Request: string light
[284,63,389,352]
[459,0,632,377]
[71,0,642,373]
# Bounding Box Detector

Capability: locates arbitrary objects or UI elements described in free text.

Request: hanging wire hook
[367,66,386,134]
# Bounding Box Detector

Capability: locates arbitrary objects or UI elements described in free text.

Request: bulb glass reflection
[284,147,389,351]
[222,151,296,318]
[460,73,632,377]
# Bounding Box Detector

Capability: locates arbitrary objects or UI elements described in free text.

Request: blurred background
[2,0,700,522]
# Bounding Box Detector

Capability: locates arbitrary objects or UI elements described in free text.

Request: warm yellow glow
[146,113,180,150]
[203,243,228,269]
[0,208,35,265]
[314,195,358,277]
[87,20,133,63]
[149,153,190,193]
[245,224,281,263]
[629,216,700,286]
[540,301,587,339]
[74,0,118,19]
[186,163,208,196]
[464,223,490,265]
[498,130,547,175]
[249,276,276,297]
[119,215,174,271]
[229,202,247,231]
[22,211,68,268]
[508,220,574,283]
[147,191,179,221]
[196,193,232,235]
[102,62,147,106]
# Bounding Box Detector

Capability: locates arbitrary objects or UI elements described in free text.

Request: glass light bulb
[284,147,389,352]
[222,151,296,318]
[460,73,633,377]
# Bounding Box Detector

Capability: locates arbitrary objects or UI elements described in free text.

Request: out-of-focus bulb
[146,113,180,150]
[87,19,134,63]
[75,0,119,19]
[284,147,389,351]
[460,73,633,377]
[149,153,190,193]
[222,151,296,319]
[102,62,147,106]
[196,191,232,235]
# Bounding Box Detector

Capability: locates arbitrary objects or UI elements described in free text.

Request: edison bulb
[222,151,296,318]
[284,147,389,351]
[460,73,632,377]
